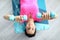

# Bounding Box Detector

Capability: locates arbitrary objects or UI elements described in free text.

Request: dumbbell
[9,15,28,21]
[37,12,56,19]
[50,12,56,18]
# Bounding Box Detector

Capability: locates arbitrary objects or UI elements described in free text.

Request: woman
[4,0,55,37]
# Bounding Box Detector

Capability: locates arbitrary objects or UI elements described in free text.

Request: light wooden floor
[0,0,60,40]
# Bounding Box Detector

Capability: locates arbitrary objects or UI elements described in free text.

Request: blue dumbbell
[23,15,28,21]
[9,15,28,21]
[37,12,56,19]
[9,15,15,21]
[37,12,42,18]
[50,12,55,18]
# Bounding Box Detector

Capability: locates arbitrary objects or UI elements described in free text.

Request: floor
[0,0,60,40]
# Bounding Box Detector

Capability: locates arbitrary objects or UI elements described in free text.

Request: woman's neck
[27,18,34,23]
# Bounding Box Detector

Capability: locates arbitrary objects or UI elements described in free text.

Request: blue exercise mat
[12,0,49,33]
[14,22,49,33]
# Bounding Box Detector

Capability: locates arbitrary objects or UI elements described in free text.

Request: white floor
[0,0,60,40]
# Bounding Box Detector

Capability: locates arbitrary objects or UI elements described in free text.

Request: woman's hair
[25,29,36,37]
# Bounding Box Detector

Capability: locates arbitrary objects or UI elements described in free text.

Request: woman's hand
[4,15,10,20]
[15,15,23,22]
[42,12,55,20]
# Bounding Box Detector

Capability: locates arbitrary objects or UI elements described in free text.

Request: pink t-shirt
[20,0,42,22]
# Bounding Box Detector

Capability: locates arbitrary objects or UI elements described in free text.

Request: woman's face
[26,18,35,34]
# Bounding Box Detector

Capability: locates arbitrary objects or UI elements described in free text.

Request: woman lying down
[4,12,56,37]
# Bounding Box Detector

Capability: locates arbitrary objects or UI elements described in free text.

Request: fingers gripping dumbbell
[37,12,56,19]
